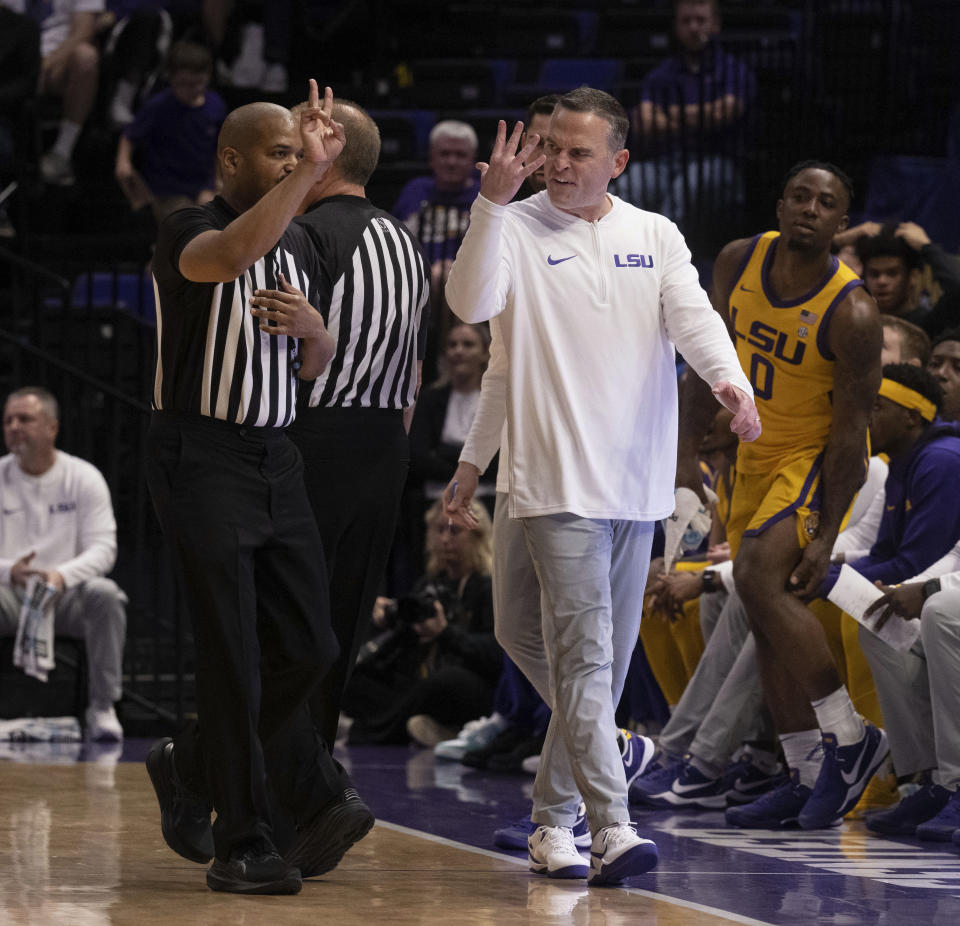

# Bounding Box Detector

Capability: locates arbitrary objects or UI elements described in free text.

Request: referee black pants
[289,405,409,745]
[146,412,340,860]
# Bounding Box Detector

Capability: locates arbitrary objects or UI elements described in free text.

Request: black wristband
[921,577,942,602]
[701,569,720,594]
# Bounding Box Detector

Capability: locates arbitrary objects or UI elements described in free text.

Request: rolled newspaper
[12,575,58,682]
[663,485,718,573]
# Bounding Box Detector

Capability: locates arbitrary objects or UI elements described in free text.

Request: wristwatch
[921,577,942,602]
[701,569,720,594]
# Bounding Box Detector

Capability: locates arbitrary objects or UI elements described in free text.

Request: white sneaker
[230,23,265,88]
[85,705,123,742]
[406,714,457,747]
[40,151,75,186]
[528,825,588,879]
[434,714,508,761]
[588,823,658,885]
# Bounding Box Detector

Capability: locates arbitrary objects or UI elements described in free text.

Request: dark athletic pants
[146,411,341,860]
[289,405,410,746]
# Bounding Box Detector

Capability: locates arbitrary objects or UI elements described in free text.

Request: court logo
[614,254,654,268]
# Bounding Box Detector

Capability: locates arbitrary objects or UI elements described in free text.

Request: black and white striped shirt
[295,195,430,409]
[152,197,322,428]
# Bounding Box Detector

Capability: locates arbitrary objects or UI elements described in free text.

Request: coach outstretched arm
[676,237,758,497]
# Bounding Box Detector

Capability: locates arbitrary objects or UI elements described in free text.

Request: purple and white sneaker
[798,722,889,830]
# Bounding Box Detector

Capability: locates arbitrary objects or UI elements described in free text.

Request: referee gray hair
[429,120,478,151]
[331,99,381,186]
[6,386,60,422]
[556,87,629,153]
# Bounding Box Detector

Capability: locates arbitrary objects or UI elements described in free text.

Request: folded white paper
[663,486,717,573]
[12,576,58,682]
[827,564,921,652]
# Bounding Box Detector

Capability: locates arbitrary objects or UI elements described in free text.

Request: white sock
[811,686,864,746]
[52,120,82,160]
[780,729,822,788]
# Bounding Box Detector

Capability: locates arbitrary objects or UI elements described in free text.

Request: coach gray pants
[0,578,127,709]
[859,587,960,789]
[520,512,653,831]
[659,588,774,769]
[492,493,549,700]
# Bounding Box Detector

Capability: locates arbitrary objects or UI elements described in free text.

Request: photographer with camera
[342,499,501,746]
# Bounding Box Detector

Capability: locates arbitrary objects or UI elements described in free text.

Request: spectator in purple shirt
[615,0,755,231]
[115,39,225,226]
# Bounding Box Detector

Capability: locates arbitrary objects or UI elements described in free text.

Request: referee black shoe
[286,787,375,878]
[146,737,215,864]
[207,844,302,895]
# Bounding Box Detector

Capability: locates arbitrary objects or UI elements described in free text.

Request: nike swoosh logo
[547,254,577,265]
[739,284,756,292]
[671,779,712,795]
[840,739,869,786]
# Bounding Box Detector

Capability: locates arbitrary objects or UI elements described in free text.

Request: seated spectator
[844,222,960,335]
[393,119,482,377]
[397,322,493,585]
[114,41,227,225]
[343,499,501,747]
[880,314,931,367]
[0,387,127,741]
[204,0,291,93]
[615,0,754,236]
[410,322,494,507]
[860,563,960,842]
[2,0,105,186]
[928,327,960,423]
[115,39,224,226]
[102,0,174,128]
[0,6,39,237]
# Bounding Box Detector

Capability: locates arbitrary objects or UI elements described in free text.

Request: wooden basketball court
[2,744,959,925]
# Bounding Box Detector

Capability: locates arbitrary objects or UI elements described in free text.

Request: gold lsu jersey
[729,231,864,474]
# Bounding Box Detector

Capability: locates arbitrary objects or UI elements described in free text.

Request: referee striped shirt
[295,195,430,409]
[152,196,322,428]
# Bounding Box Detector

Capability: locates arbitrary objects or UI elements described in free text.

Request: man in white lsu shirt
[0,386,126,740]
[443,86,760,886]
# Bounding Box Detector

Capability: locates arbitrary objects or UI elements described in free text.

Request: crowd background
[1,0,959,735]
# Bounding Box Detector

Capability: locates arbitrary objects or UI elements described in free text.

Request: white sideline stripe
[374,821,777,926]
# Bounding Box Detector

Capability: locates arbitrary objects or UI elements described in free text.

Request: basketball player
[677,160,887,829]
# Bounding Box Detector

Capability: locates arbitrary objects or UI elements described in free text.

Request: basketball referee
[145,82,347,896]
[289,99,430,747]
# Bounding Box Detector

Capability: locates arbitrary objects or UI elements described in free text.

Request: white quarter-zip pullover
[446,191,752,520]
